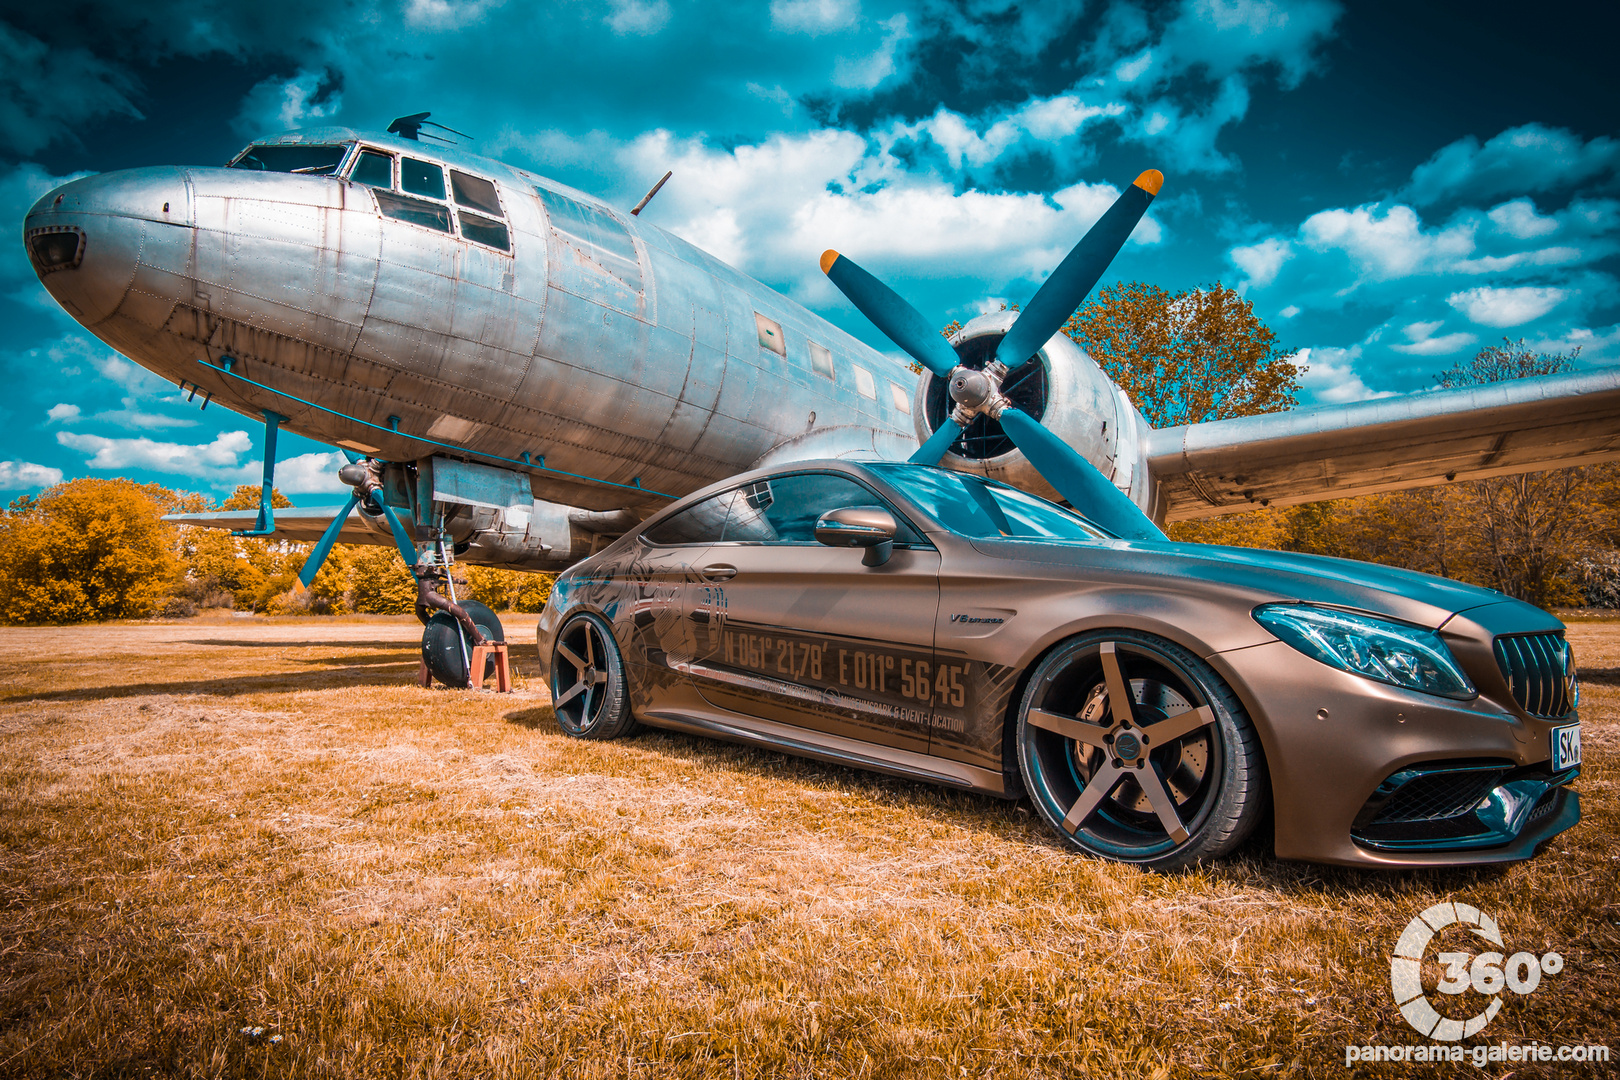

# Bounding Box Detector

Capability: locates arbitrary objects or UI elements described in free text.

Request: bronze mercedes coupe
[535,459,1581,869]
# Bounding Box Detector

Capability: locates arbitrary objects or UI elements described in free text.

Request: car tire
[1015,629,1267,871]
[551,611,637,739]
[422,600,505,688]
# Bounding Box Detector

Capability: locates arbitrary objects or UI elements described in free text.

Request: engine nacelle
[912,309,1159,519]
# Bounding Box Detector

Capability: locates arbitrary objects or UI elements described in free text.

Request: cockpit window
[350,149,393,189]
[458,212,510,251]
[229,144,349,175]
[373,190,452,233]
[450,170,502,216]
[401,157,447,200]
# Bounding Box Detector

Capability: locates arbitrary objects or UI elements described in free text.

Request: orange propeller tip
[819,249,840,274]
[1133,169,1164,196]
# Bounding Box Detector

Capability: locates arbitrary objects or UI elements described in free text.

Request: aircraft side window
[808,340,835,380]
[888,380,911,414]
[641,491,737,546]
[755,313,786,357]
[228,143,348,174]
[450,170,503,216]
[373,190,452,233]
[851,365,877,399]
[458,212,511,252]
[349,149,394,189]
[401,157,448,201]
[722,472,924,546]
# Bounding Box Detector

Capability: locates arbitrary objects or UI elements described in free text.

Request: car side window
[640,491,737,546]
[721,472,924,545]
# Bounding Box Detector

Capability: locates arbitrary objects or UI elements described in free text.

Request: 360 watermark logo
[1390,901,1560,1041]
[1341,900,1608,1069]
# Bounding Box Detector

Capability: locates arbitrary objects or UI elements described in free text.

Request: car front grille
[1494,632,1576,718]
[1369,765,1507,824]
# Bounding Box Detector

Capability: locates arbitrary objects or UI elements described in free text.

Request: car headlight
[1253,604,1476,700]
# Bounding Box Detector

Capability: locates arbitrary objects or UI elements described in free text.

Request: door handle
[700,564,737,582]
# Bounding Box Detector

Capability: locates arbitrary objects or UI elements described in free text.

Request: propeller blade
[821,250,961,378]
[377,501,421,573]
[909,416,964,465]
[997,407,1165,541]
[341,449,363,464]
[995,169,1162,368]
[297,491,363,588]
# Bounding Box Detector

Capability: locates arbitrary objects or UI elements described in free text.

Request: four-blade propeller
[821,170,1167,542]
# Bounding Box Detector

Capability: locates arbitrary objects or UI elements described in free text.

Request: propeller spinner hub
[948,368,993,410]
[337,462,371,488]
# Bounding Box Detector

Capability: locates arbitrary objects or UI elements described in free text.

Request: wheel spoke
[1028,708,1111,749]
[1099,642,1135,727]
[1139,761,1190,843]
[1062,760,1126,835]
[584,629,596,668]
[557,643,586,672]
[1147,705,1215,743]
[554,679,586,707]
[582,683,595,720]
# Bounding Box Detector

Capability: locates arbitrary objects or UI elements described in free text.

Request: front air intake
[26,226,85,274]
[1493,632,1576,718]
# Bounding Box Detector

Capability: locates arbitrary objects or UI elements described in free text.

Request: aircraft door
[689,471,939,753]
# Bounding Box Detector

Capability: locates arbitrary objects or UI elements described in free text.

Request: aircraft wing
[1147,367,1620,521]
[163,506,398,546]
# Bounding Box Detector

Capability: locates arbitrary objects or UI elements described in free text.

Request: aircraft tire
[422,600,506,688]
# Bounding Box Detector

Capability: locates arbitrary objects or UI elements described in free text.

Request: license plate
[1551,725,1582,771]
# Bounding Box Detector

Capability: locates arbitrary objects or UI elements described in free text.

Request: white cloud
[233,69,343,137]
[46,403,81,423]
[1229,236,1291,291]
[0,460,63,490]
[1488,198,1559,240]
[273,452,351,494]
[1389,321,1476,356]
[832,13,909,89]
[1293,345,1396,405]
[1278,304,1300,318]
[1160,0,1343,90]
[57,429,255,480]
[1405,124,1620,207]
[1446,286,1568,328]
[1298,204,1476,282]
[771,0,859,34]
[605,0,670,36]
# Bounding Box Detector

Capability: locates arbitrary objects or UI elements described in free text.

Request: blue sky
[2,0,1616,499]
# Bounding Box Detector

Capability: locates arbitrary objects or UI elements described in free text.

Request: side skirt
[639,706,1008,797]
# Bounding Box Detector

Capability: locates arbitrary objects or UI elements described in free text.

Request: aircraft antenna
[387,112,474,144]
[630,171,673,216]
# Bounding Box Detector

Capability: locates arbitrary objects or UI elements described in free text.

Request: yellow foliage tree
[347,545,418,614]
[463,565,555,612]
[0,478,181,624]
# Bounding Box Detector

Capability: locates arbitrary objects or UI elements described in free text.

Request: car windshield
[869,463,1111,541]
[229,144,350,175]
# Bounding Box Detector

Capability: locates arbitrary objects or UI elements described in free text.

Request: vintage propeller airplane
[21,115,1620,653]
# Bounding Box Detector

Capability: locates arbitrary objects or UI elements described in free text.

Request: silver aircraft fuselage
[22,127,934,513]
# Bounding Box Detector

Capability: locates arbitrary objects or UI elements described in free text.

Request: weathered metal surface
[1148,366,1620,520]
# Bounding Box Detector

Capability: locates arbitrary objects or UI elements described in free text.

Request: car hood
[967,535,1534,629]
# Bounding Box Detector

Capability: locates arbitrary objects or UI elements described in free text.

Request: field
[0,614,1615,1078]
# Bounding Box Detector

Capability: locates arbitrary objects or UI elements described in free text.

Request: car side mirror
[815,505,897,567]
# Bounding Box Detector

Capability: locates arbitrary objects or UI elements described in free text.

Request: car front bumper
[1209,640,1580,867]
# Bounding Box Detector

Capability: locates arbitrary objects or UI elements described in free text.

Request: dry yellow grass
[0,614,1615,1078]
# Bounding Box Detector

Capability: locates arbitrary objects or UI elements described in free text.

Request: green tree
[0,478,180,624]
[1063,281,1301,427]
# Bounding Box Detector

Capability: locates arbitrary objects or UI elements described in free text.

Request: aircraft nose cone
[23,167,192,327]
